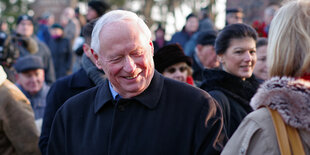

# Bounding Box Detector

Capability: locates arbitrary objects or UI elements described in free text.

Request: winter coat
[222,76,310,155]
[0,66,40,155]
[200,69,259,139]
[47,37,72,79]
[17,37,56,85]
[169,29,192,49]
[39,68,95,155]
[47,71,224,155]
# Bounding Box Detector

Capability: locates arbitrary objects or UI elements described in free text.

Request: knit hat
[17,14,34,25]
[226,8,243,14]
[14,55,44,73]
[88,1,110,16]
[51,23,64,30]
[154,44,192,73]
[196,30,217,46]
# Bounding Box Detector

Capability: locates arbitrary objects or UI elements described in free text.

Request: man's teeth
[126,75,137,79]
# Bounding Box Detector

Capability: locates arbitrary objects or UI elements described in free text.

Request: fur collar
[0,66,7,85]
[250,76,310,131]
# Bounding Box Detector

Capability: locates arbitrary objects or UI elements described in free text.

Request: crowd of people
[0,0,309,154]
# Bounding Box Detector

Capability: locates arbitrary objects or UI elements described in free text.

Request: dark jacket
[18,37,56,85]
[192,52,205,83]
[169,29,192,49]
[47,37,72,79]
[39,68,95,155]
[47,71,224,155]
[200,69,259,139]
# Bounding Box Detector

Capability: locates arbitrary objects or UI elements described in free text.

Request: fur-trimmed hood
[250,76,310,131]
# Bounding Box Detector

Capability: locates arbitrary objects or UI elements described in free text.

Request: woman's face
[162,62,189,83]
[219,37,257,80]
[253,45,268,80]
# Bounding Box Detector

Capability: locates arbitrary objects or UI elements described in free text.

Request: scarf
[81,54,106,86]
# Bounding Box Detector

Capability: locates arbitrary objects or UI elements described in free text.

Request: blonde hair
[268,0,310,77]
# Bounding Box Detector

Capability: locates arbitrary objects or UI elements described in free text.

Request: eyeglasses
[166,66,188,74]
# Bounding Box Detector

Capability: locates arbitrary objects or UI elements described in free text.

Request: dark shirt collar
[94,71,164,113]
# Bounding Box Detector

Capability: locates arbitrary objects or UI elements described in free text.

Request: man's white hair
[91,10,151,54]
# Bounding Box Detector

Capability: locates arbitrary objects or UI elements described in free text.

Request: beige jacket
[0,66,41,155]
[222,77,310,155]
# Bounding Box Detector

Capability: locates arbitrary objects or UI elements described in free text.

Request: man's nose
[123,56,136,73]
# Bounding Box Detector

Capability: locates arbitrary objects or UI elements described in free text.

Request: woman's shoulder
[221,108,279,155]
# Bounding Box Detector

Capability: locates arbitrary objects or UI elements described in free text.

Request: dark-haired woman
[200,23,259,140]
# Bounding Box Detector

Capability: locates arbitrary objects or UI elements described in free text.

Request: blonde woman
[222,0,310,154]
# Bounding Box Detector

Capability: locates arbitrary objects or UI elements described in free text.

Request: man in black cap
[14,55,50,122]
[226,8,244,25]
[192,30,219,83]
[87,0,110,21]
[15,14,55,85]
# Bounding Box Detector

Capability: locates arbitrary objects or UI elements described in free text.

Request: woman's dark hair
[256,37,268,48]
[215,23,258,55]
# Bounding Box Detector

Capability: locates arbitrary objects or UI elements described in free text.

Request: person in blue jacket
[47,10,225,155]
[169,13,199,48]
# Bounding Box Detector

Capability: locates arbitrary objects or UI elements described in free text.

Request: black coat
[47,71,224,155]
[47,37,72,79]
[200,69,259,139]
[39,68,95,155]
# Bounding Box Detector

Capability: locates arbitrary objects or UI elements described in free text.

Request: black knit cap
[153,44,192,73]
[51,23,64,30]
[88,1,110,16]
[196,30,217,46]
[17,14,34,25]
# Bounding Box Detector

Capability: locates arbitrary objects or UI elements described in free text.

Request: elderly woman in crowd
[153,44,194,85]
[222,0,310,154]
[200,23,259,140]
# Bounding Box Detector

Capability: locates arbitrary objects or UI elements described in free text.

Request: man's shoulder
[163,77,212,101]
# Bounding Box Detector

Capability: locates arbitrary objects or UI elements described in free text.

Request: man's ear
[149,40,154,56]
[83,43,91,57]
[91,49,103,69]
[196,44,203,53]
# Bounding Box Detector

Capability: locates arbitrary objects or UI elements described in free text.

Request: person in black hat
[14,55,50,122]
[15,14,56,85]
[47,23,72,79]
[154,43,194,85]
[226,8,244,25]
[192,30,219,83]
[87,0,110,21]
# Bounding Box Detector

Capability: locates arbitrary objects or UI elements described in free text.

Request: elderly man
[15,14,55,84]
[47,10,224,155]
[14,55,50,121]
[192,30,219,83]
[39,20,104,155]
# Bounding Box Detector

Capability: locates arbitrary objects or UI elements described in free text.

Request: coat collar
[0,66,7,85]
[94,71,164,113]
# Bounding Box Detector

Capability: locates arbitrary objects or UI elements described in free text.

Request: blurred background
[0,0,282,39]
